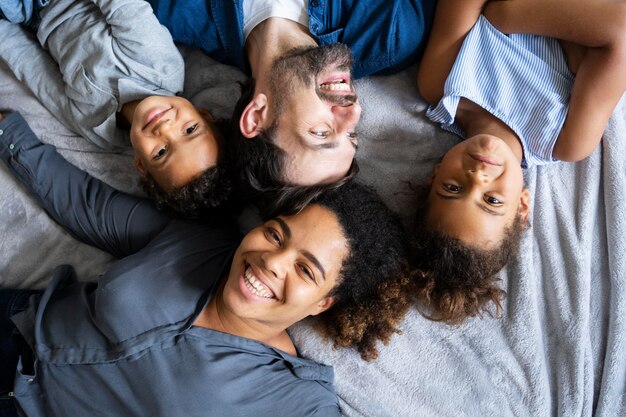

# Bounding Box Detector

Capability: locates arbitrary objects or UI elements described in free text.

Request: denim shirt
[147,0,436,79]
[0,113,341,417]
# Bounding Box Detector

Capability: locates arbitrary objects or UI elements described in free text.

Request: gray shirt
[0,112,341,417]
[0,0,184,150]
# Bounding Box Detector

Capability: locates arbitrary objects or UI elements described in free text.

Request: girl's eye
[445,184,461,193]
[185,124,199,134]
[298,263,314,281]
[484,195,503,205]
[153,146,167,160]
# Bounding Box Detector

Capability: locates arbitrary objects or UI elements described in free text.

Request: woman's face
[221,204,349,329]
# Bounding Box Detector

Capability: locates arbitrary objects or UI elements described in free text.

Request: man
[147,0,436,208]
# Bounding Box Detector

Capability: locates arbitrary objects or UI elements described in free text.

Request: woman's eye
[152,146,167,160]
[185,124,199,134]
[444,184,461,193]
[298,264,314,281]
[484,195,503,205]
[266,228,281,244]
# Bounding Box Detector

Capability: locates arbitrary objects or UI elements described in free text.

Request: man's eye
[484,195,503,205]
[444,184,461,193]
[185,124,199,134]
[313,131,329,138]
[152,146,167,160]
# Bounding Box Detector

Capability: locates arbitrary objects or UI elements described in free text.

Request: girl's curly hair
[309,181,411,361]
[410,186,528,325]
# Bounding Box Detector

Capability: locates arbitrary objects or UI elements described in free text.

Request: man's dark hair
[228,79,359,219]
[410,185,528,324]
[307,181,412,361]
[140,119,233,219]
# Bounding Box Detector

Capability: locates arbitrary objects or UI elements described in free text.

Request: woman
[0,111,410,416]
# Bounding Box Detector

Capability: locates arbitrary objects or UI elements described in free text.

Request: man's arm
[416,0,488,105]
[0,112,170,258]
[484,0,626,161]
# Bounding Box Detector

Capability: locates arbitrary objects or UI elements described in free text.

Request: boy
[0,0,231,217]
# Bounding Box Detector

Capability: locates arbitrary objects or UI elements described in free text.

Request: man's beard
[269,43,357,114]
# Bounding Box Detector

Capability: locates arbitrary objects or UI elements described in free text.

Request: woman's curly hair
[309,181,411,361]
[410,186,528,325]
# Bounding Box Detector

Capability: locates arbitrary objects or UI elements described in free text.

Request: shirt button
[312,23,319,31]
[311,0,320,6]
[9,144,14,150]
[27,378,34,383]
[0,129,4,135]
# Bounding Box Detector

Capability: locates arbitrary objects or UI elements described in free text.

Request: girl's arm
[417,0,489,105]
[484,0,626,161]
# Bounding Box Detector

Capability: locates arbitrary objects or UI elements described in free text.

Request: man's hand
[0,112,4,122]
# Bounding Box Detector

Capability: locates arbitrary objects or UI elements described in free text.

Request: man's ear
[196,107,214,122]
[428,164,441,186]
[310,296,335,316]
[134,155,146,176]
[518,188,531,223]
[239,93,269,139]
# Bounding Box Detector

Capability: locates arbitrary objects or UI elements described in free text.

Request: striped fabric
[426,15,575,167]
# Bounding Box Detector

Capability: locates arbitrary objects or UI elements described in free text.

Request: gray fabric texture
[1,44,624,416]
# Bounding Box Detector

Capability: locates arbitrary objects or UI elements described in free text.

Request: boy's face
[427,134,530,249]
[130,96,219,190]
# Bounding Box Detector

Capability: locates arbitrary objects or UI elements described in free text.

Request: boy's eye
[444,184,461,193]
[484,195,503,205]
[185,124,199,134]
[152,146,167,160]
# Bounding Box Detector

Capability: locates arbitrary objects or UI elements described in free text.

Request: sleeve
[0,112,171,258]
[91,0,184,86]
[0,21,74,130]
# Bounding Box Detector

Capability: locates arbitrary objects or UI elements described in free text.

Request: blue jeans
[0,290,41,417]
[0,0,49,31]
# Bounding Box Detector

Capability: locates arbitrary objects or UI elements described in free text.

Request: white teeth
[320,81,350,91]
[244,267,274,299]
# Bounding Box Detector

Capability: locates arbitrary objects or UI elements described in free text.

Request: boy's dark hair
[140,165,232,219]
[410,188,528,324]
[307,181,412,361]
[140,118,233,219]
[228,79,359,218]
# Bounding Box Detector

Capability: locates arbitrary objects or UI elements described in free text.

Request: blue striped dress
[426,15,575,167]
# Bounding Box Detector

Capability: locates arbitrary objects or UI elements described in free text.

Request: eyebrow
[275,217,327,280]
[434,191,505,217]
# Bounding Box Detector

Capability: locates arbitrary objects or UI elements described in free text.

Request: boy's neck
[245,18,318,95]
[456,98,524,163]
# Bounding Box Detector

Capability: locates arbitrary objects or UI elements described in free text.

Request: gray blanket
[1,45,624,417]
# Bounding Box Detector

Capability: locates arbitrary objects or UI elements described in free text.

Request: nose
[466,164,491,184]
[261,250,290,280]
[331,101,362,131]
[153,118,176,140]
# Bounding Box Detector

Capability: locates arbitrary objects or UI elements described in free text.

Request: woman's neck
[193,287,297,355]
[456,98,524,162]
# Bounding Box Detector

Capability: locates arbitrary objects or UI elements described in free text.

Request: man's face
[267,43,361,186]
[130,96,220,190]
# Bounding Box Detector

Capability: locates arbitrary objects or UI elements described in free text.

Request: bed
[1,44,624,416]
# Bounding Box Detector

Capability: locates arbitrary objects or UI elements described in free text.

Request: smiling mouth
[243,265,276,300]
[143,107,171,130]
[469,153,501,166]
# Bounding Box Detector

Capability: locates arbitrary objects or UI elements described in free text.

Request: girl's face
[427,134,530,248]
[221,204,349,329]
